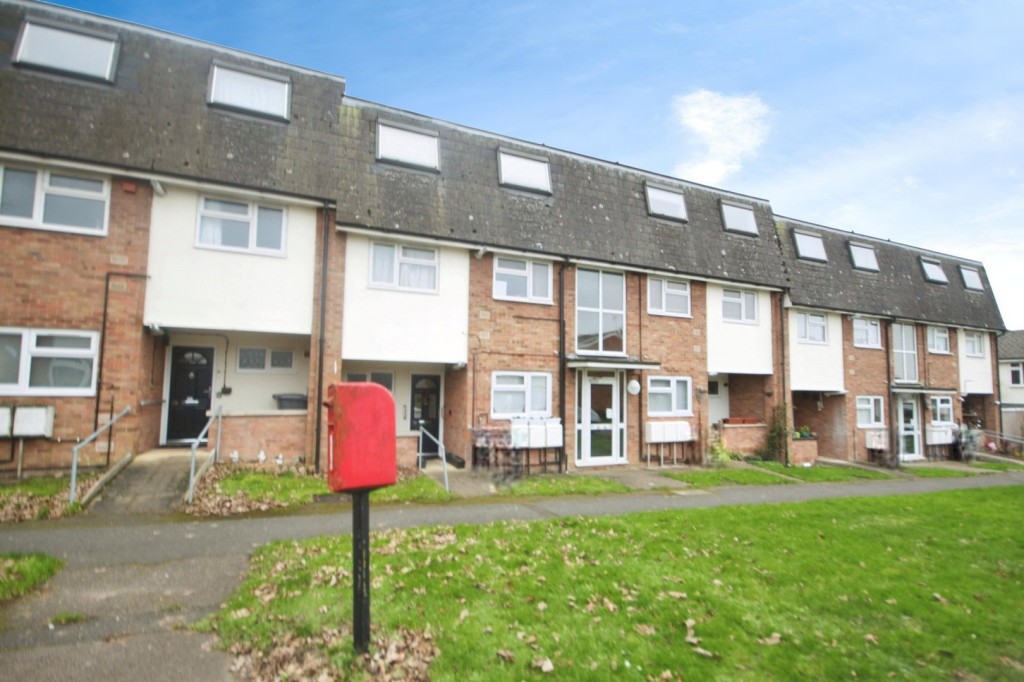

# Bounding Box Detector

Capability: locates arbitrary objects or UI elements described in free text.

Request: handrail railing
[417,423,450,493]
[70,405,132,504]
[187,406,223,504]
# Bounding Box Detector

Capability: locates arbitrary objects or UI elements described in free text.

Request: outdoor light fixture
[627,379,641,395]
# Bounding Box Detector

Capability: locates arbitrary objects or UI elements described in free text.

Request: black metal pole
[352,490,371,653]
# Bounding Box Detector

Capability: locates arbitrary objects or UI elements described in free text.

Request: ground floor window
[0,328,99,396]
[647,376,692,416]
[344,370,394,392]
[929,396,954,424]
[491,372,551,419]
[856,395,884,427]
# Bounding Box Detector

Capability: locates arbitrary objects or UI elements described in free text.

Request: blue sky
[56,0,1024,329]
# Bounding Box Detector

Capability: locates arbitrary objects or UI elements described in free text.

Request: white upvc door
[898,396,923,462]
[576,371,626,466]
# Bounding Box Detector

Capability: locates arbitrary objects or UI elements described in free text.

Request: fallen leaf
[667,591,688,600]
[532,657,554,673]
[693,647,718,659]
[496,649,515,664]
[456,609,469,625]
[864,634,879,645]
[635,624,656,636]
[999,657,1024,670]
[538,602,548,612]
[758,632,782,646]
[933,593,949,606]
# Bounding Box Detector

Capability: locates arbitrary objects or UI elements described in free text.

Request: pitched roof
[777,217,1004,331]
[998,330,1024,360]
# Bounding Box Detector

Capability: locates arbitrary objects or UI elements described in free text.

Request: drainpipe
[558,258,567,473]
[779,291,789,466]
[95,272,148,430]
[313,202,332,473]
[886,318,895,466]
[637,273,644,466]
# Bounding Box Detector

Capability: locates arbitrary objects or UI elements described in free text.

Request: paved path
[1,463,1021,681]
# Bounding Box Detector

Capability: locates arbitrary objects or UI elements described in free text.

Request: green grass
[219,470,330,505]
[371,475,456,504]
[495,474,631,497]
[905,466,976,479]
[0,477,69,498]
[205,487,1024,681]
[0,553,64,601]
[663,468,793,487]
[754,461,893,482]
[971,461,1024,472]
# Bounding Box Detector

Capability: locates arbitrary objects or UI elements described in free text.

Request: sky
[52,0,1024,329]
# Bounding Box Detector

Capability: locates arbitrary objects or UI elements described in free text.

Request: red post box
[325,382,397,492]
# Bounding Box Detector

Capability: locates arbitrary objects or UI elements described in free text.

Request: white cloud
[671,89,772,185]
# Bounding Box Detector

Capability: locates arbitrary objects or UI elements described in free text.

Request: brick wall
[720,423,767,454]
[841,317,891,461]
[792,393,845,459]
[0,175,156,473]
[211,413,307,465]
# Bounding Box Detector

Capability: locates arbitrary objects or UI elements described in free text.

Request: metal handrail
[187,406,223,504]
[69,405,132,504]
[417,423,450,493]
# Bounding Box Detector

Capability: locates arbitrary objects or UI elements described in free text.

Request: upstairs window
[237,347,295,373]
[930,396,954,424]
[197,197,285,256]
[491,372,551,419]
[0,165,109,235]
[927,327,950,354]
[576,269,625,354]
[722,288,757,323]
[370,242,438,293]
[797,312,827,344]
[853,317,881,349]
[0,328,99,397]
[493,257,551,304]
[209,64,290,119]
[964,331,986,358]
[497,150,551,193]
[377,121,439,170]
[648,278,691,318]
[960,266,984,291]
[921,258,948,283]
[849,243,879,271]
[647,376,692,417]
[1010,362,1023,387]
[793,231,827,262]
[15,21,118,82]
[644,183,687,222]
[893,323,918,382]
[721,202,757,235]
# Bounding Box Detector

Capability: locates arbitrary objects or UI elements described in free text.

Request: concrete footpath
[1,468,1021,681]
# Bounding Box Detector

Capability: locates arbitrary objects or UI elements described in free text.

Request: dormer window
[209,64,290,120]
[921,258,948,284]
[644,183,687,222]
[721,201,757,235]
[377,121,439,171]
[960,266,984,291]
[849,243,879,271]
[497,149,551,193]
[793,231,827,262]
[14,20,118,82]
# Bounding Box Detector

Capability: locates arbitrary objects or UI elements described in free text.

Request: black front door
[410,374,440,454]
[167,346,214,441]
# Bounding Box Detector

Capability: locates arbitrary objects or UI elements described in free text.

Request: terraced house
[0,0,1005,478]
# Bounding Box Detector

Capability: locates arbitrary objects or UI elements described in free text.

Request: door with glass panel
[577,372,624,466]
[898,396,922,461]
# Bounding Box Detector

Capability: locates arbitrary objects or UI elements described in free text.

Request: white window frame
[921,258,948,284]
[960,266,984,291]
[344,371,395,392]
[856,396,885,428]
[793,231,827,262]
[647,277,691,318]
[575,269,626,355]
[497,149,551,194]
[964,331,986,358]
[369,242,439,293]
[0,328,99,397]
[722,288,757,324]
[644,183,688,222]
[14,20,118,82]
[492,256,552,304]
[208,64,290,120]
[377,121,440,171]
[893,323,918,382]
[853,317,881,349]
[237,347,295,373]
[1010,362,1023,387]
[647,376,693,417]
[927,327,950,354]
[849,242,879,271]
[0,165,110,236]
[195,196,286,256]
[721,201,758,235]
[929,396,954,425]
[797,311,827,344]
[490,371,552,419]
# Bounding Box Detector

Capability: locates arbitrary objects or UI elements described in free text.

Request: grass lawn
[753,461,893,482]
[371,475,456,504]
[0,553,63,600]
[219,470,330,505]
[204,487,1024,681]
[971,461,1024,472]
[496,474,631,497]
[662,468,793,487]
[0,476,90,522]
[905,466,976,479]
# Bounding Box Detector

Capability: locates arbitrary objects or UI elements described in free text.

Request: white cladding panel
[342,236,469,363]
[706,285,773,374]
[958,330,993,394]
[144,187,315,334]
[998,362,1024,406]
[788,311,845,392]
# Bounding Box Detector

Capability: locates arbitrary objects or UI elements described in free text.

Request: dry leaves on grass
[183,465,287,517]
[0,477,93,523]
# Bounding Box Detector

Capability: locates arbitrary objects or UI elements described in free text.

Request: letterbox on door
[325,382,397,492]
